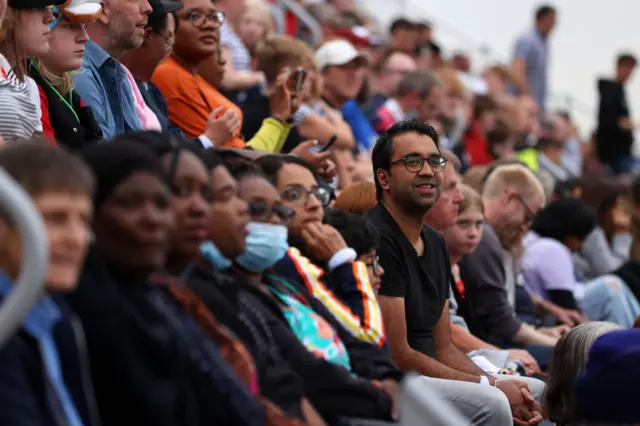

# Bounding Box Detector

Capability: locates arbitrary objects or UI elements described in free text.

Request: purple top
[522,232,585,302]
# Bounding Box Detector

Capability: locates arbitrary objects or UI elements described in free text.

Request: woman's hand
[269,68,304,123]
[204,107,241,146]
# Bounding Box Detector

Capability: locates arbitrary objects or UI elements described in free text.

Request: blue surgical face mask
[236,222,289,273]
[200,241,232,271]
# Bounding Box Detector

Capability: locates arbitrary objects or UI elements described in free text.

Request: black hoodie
[596,78,633,164]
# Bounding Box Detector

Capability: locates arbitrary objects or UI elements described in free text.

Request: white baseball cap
[315,39,368,70]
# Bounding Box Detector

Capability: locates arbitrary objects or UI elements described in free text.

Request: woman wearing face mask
[0,0,62,142]
[29,0,103,150]
[122,131,310,426]
[69,141,263,426]
[212,154,403,424]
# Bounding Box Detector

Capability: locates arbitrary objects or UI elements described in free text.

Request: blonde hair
[458,184,484,216]
[0,8,27,81]
[30,59,75,95]
[254,34,316,83]
[482,164,545,204]
[334,181,377,215]
[463,166,488,194]
[435,66,464,96]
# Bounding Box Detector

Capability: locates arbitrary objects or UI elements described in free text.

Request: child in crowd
[0,0,65,142]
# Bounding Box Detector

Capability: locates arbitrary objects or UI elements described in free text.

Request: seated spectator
[542,322,619,425]
[119,0,187,135]
[120,133,307,425]
[463,95,499,167]
[413,70,446,126]
[182,152,399,424]
[577,172,631,279]
[29,0,103,150]
[69,141,264,426]
[0,0,61,142]
[459,164,561,350]
[368,120,543,425]
[523,198,640,327]
[486,120,516,161]
[234,0,272,59]
[574,329,640,424]
[315,39,369,151]
[388,18,417,56]
[363,50,416,125]
[152,0,245,144]
[0,143,96,425]
[324,208,384,294]
[241,34,313,153]
[258,155,385,347]
[442,183,541,375]
[73,0,152,138]
[334,180,376,215]
[200,0,266,102]
[372,71,429,133]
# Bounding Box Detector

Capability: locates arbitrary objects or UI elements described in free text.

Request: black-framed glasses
[281,184,332,208]
[364,256,383,277]
[513,193,536,224]
[182,9,225,28]
[390,154,448,174]
[247,200,295,225]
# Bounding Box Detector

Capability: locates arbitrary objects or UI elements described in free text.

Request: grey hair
[543,322,621,426]
[395,70,441,98]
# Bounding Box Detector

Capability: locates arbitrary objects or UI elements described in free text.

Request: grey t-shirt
[513,29,549,110]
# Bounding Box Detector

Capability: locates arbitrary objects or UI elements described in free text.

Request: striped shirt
[220,22,251,72]
[0,54,42,143]
[273,247,386,347]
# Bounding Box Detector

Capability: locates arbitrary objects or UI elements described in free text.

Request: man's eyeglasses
[182,10,225,28]
[364,256,383,276]
[513,193,536,224]
[247,200,295,225]
[390,154,448,174]
[281,184,332,208]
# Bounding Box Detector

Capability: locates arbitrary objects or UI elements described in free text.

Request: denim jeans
[581,275,640,328]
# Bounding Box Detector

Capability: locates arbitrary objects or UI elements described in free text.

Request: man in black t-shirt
[367,120,543,426]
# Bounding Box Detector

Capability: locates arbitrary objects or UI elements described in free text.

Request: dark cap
[148,0,183,15]
[9,0,66,8]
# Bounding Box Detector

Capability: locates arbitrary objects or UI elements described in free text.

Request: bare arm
[301,398,327,426]
[511,323,557,346]
[378,296,483,383]
[451,323,499,353]
[434,301,490,377]
[297,113,355,151]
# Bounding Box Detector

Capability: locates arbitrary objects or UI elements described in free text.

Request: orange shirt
[152,56,245,148]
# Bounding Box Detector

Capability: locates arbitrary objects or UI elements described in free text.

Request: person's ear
[97,4,110,25]
[376,169,391,193]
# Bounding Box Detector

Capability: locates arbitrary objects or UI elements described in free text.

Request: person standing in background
[512,5,557,111]
[595,53,638,174]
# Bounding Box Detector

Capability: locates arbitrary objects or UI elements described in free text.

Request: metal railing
[0,168,48,349]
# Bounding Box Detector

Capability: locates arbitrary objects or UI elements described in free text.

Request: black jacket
[184,264,398,423]
[596,78,634,164]
[66,250,229,426]
[29,69,102,151]
[0,296,100,426]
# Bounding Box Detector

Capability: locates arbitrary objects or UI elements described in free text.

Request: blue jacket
[0,279,99,426]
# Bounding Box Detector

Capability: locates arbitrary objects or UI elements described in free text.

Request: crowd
[0,0,639,424]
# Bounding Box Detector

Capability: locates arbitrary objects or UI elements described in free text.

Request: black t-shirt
[366,203,450,359]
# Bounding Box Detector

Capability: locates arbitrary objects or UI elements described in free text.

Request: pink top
[122,65,161,131]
